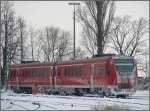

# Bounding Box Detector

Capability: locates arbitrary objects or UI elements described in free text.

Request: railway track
[1,99,30,110]
[1,91,149,110]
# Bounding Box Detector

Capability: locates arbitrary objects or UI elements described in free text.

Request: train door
[52,65,58,90]
[55,66,61,87]
[90,64,94,91]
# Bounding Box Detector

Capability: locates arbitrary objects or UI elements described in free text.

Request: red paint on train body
[7,55,138,96]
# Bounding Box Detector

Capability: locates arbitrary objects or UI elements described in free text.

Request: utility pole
[68,2,80,60]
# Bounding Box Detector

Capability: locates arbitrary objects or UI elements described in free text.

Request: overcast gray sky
[13,1,149,47]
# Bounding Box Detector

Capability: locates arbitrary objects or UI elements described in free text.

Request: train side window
[22,70,23,77]
[42,69,44,77]
[44,69,47,77]
[71,68,73,76]
[105,64,108,75]
[30,70,32,77]
[76,67,79,76]
[71,67,73,76]
[95,66,105,75]
[100,66,105,75]
[79,67,81,76]
[67,68,69,76]
[40,70,42,77]
[81,66,85,76]
[57,67,60,77]
[24,70,26,77]
[95,66,99,75]
[75,68,78,76]
[34,70,36,77]
[68,67,70,76]
[26,70,28,77]
[64,68,67,76]
[29,70,31,77]
[74,67,77,76]
[70,67,72,76]
[38,70,40,77]
[35,70,37,76]
[37,69,40,77]
[10,70,13,77]
[32,69,34,76]
[78,67,80,76]
[72,67,74,76]
[14,70,16,77]
[28,70,30,77]
[75,67,77,76]
[45,69,48,77]
[75,67,78,76]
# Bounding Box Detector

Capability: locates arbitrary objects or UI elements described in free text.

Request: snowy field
[1,90,149,110]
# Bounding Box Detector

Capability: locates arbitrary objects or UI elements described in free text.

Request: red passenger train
[7,54,138,97]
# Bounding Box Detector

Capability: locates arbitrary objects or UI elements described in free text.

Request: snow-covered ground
[1,89,149,110]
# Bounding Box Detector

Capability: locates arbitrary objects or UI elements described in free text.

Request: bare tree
[39,27,71,62]
[136,46,149,78]
[109,16,149,77]
[35,29,45,61]
[17,16,26,63]
[1,1,19,87]
[75,47,86,59]
[109,16,149,56]
[28,26,35,61]
[77,1,115,56]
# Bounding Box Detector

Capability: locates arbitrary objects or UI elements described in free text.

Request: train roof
[9,62,53,68]
[9,55,134,68]
[9,56,112,68]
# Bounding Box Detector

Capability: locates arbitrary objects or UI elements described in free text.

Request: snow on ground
[1,89,149,110]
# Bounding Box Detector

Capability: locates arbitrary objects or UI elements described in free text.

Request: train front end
[112,55,137,97]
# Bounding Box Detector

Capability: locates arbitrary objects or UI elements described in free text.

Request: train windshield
[115,64,133,74]
[113,58,134,75]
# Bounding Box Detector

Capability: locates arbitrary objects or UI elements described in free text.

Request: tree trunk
[2,20,8,88]
[96,1,104,55]
[20,30,23,62]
